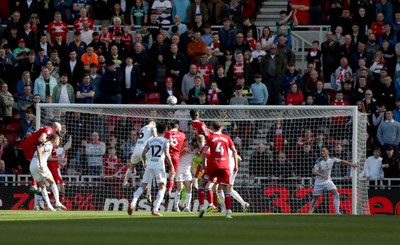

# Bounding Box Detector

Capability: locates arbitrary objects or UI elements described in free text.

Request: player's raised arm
[338,159,358,168]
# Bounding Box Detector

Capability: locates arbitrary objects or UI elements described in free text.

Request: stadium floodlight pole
[351,106,358,215]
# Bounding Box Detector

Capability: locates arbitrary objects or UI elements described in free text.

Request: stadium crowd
[0,0,400,184]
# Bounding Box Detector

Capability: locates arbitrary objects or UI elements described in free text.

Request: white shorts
[229,171,237,185]
[30,159,52,182]
[142,168,167,184]
[130,145,145,164]
[175,167,192,182]
[313,180,337,196]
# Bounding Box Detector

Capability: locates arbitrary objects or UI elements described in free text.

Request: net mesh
[37,104,369,214]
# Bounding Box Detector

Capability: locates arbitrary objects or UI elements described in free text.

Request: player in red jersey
[20,122,62,194]
[190,110,210,137]
[198,121,238,219]
[164,120,187,199]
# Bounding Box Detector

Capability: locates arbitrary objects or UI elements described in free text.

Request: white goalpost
[36,104,370,215]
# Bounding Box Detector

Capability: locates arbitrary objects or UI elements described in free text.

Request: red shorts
[202,167,230,185]
[169,154,180,172]
[48,164,63,184]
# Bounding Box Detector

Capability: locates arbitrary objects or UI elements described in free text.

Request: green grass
[0,211,398,245]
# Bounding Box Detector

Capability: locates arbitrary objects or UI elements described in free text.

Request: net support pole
[351,107,358,215]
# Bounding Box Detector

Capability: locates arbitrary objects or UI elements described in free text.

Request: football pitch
[0,211,398,245]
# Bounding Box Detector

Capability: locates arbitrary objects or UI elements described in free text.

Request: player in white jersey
[309,146,357,214]
[29,134,67,211]
[123,119,157,188]
[218,149,250,212]
[128,123,174,216]
[173,139,198,212]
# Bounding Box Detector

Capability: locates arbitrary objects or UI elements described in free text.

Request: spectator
[101,61,123,104]
[187,31,206,64]
[378,75,397,111]
[0,82,13,129]
[130,0,148,28]
[249,143,273,181]
[207,0,225,25]
[285,82,304,105]
[103,146,123,180]
[192,14,205,35]
[168,15,187,37]
[187,0,208,26]
[88,63,102,103]
[234,75,253,101]
[281,62,302,97]
[312,80,329,105]
[377,110,400,157]
[67,31,88,60]
[272,151,296,179]
[76,73,95,104]
[187,75,207,104]
[275,10,294,36]
[260,43,286,105]
[152,0,172,24]
[363,147,384,181]
[201,25,212,46]
[60,50,85,87]
[321,31,339,82]
[52,73,76,104]
[218,18,235,52]
[290,0,310,25]
[371,13,386,40]
[110,2,125,25]
[13,38,30,61]
[17,84,33,119]
[382,145,399,178]
[196,53,214,89]
[393,99,400,122]
[376,0,393,23]
[380,23,397,47]
[84,131,106,176]
[277,35,294,64]
[81,46,99,72]
[307,40,322,71]
[80,21,94,46]
[250,74,268,105]
[160,77,181,104]
[331,57,352,91]
[33,67,57,102]
[73,7,94,31]
[229,85,249,106]
[207,81,227,105]
[332,26,345,47]
[252,42,267,59]
[18,108,34,140]
[46,11,68,45]
[258,26,275,51]
[0,159,13,184]
[273,25,292,49]
[309,0,323,25]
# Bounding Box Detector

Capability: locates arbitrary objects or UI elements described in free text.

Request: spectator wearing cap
[13,38,30,60]
[52,73,76,104]
[377,110,400,158]
[67,31,88,60]
[121,57,141,104]
[160,77,181,104]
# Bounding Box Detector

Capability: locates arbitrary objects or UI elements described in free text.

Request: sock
[185,192,192,210]
[41,187,52,209]
[206,189,213,206]
[33,194,39,209]
[131,187,144,206]
[198,187,205,205]
[167,180,174,194]
[224,191,232,211]
[147,181,152,196]
[153,189,166,212]
[213,193,218,207]
[124,168,132,183]
[218,190,226,210]
[231,189,246,206]
[174,190,181,209]
[309,198,317,213]
[31,178,36,186]
[50,183,60,204]
[334,192,340,214]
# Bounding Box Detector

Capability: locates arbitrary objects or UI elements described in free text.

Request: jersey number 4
[215,142,225,155]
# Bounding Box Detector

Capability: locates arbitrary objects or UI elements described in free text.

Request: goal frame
[36,103,365,215]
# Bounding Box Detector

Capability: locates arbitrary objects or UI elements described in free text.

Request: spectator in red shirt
[286,82,304,105]
[46,11,69,45]
[290,0,310,25]
[370,13,386,40]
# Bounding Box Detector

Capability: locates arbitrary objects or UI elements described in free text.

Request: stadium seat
[147,93,161,104]
[4,121,20,132]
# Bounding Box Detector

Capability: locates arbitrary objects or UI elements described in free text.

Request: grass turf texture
[0,211,398,245]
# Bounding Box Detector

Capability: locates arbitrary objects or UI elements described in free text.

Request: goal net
[36,104,369,215]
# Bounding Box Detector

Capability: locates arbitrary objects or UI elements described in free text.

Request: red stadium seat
[147,93,161,104]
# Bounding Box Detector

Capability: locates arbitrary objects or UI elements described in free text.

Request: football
[167,95,178,105]
[178,201,186,211]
